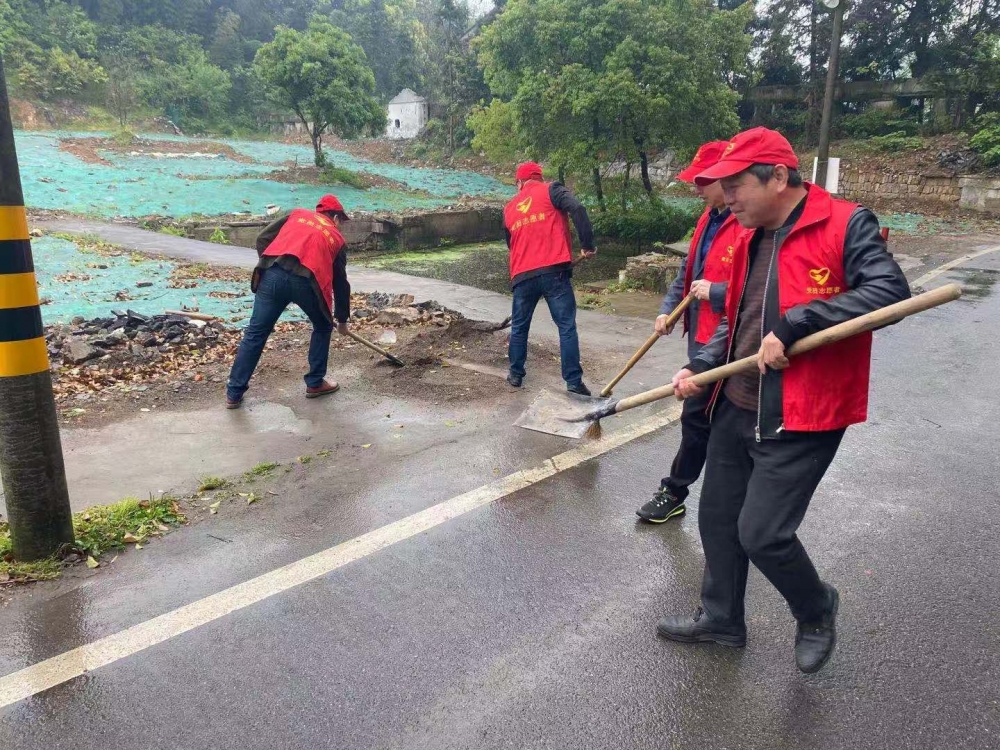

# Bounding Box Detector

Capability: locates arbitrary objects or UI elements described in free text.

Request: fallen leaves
[85,556,99,569]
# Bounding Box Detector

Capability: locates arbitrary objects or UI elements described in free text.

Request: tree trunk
[558,164,566,184]
[621,162,630,212]
[311,128,325,167]
[592,166,605,212]
[639,150,653,197]
[0,55,75,560]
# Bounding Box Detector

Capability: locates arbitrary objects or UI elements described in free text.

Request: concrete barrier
[187,207,505,252]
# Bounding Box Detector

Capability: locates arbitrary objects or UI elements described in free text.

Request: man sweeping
[657,128,910,673]
[226,194,351,408]
[636,141,747,524]
[503,162,595,395]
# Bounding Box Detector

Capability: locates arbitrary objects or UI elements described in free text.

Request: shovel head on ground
[514,388,613,439]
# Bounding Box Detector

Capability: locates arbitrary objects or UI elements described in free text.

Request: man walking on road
[226,194,352,408]
[656,128,910,673]
[503,161,595,395]
[636,141,746,524]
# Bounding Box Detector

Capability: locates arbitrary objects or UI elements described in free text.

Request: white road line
[0,404,682,709]
[911,245,1000,289]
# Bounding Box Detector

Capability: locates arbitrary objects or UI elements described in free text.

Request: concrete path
[0,242,996,747]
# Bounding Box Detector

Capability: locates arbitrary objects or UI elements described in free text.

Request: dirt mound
[59,136,255,166]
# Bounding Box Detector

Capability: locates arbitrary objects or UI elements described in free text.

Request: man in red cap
[226,194,352,408]
[503,161,595,394]
[656,127,910,674]
[636,141,747,524]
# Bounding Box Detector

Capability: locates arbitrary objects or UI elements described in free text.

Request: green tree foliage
[329,0,429,97]
[254,18,385,165]
[474,0,751,205]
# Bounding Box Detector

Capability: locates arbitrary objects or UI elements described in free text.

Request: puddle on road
[944,267,1000,299]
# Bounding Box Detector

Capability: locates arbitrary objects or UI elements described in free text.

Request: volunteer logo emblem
[724,141,736,156]
[809,267,831,285]
[516,197,533,214]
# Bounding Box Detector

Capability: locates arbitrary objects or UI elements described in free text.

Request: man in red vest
[503,162,595,394]
[226,194,351,408]
[656,128,910,673]
[636,141,746,524]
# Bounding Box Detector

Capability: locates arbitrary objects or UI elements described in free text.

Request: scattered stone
[64,339,100,365]
[620,252,683,292]
[377,330,398,346]
[135,280,154,288]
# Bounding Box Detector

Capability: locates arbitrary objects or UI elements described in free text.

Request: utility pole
[0,53,75,560]
[815,0,847,191]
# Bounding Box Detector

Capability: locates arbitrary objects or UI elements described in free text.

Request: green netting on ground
[14,131,508,219]
[34,236,285,326]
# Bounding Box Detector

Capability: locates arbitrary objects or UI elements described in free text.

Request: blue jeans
[509,271,583,386]
[227,265,333,400]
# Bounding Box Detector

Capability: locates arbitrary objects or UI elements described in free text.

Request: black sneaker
[567,382,592,396]
[795,583,840,674]
[656,607,746,647]
[506,373,523,388]
[636,486,686,523]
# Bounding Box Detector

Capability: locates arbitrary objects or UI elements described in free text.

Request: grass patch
[321,165,369,190]
[297,455,312,465]
[74,495,185,558]
[208,227,231,245]
[0,495,186,584]
[159,226,188,237]
[578,293,607,309]
[198,476,229,492]
[244,461,280,481]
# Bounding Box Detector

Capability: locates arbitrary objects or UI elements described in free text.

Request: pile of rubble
[352,293,455,327]
[46,311,240,405]
[48,310,233,366]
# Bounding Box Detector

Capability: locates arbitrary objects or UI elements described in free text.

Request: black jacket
[688,204,911,439]
[255,213,351,324]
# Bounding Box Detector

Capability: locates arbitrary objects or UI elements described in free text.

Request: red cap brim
[694,159,754,186]
[675,165,702,183]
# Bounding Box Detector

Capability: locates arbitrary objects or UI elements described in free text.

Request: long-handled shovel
[519,283,961,439]
[599,293,695,397]
[346,330,405,367]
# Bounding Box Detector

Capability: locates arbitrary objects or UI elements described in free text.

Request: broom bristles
[583,419,602,440]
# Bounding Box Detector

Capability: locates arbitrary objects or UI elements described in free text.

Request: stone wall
[839,169,1000,215]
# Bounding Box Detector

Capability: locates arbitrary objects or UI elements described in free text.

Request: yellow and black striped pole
[0,54,74,560]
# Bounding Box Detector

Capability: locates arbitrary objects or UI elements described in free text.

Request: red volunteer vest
[682,209,744,343]
[262,208,345,313]
[717,184,870,432]
[503,180,573,279]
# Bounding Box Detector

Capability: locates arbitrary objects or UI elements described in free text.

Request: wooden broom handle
[612,283,962,415]
[599,293,695,397]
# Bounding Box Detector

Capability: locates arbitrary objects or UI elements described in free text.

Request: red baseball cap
[515,162,543,181]
[676,141,730,183]
[316,194,350,220]
[694,127,799,186]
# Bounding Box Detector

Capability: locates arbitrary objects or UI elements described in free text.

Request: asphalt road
[0,254,998,749]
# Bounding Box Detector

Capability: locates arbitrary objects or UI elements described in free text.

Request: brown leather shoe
[305,380,340,399]
[226,396,244,409]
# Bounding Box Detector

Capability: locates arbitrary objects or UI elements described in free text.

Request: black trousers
[699,399,844,626]
[661,386,713,501]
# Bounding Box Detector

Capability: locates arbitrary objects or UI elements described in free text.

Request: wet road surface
[1,254,998,749]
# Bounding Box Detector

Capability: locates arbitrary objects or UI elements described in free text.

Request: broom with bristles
[567,283,962,440]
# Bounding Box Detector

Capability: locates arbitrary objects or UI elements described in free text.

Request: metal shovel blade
[514,388,614,439]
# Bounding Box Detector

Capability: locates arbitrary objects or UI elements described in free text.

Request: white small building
[386,89,428,140]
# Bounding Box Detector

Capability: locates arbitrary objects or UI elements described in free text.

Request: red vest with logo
[262,208,345,313]
[503,180,573,279]
[719,185,870,431]
[682,209,744,343]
